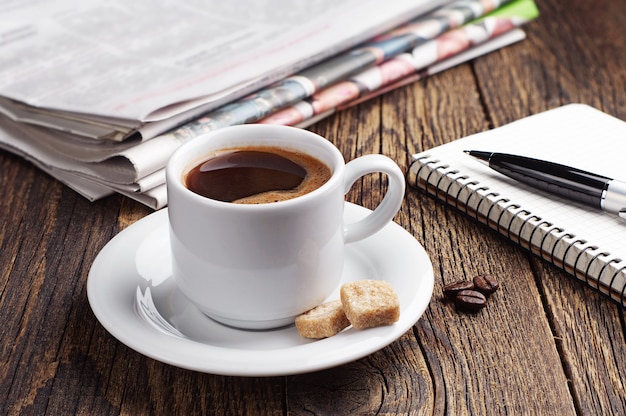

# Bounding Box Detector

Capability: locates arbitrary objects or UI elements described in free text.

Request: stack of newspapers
[0,0,538,209]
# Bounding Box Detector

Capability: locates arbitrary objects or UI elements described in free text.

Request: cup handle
[343,154,405,244]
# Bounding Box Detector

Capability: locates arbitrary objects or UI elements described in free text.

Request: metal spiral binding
[573,244,600,287]
[591,258,626,303]
[547,230,573,266]
[562,239,592,277]
[585,251,611,291]
[517,214,542,250]
[495,201,520,237]
[461,182,488,221]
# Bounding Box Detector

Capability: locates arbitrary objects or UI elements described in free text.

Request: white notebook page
[412,104,626,260]
[410,104,626,301]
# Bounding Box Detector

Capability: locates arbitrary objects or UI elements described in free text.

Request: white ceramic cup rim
[166,124,344,210]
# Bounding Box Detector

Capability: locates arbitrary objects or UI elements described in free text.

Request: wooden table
[2,0,625,414]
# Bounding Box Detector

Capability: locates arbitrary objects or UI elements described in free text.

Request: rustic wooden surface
[1,0,625,414]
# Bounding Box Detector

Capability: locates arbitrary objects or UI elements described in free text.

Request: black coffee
[185,146,331,204]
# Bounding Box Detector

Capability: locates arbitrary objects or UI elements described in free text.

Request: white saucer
[87,203,434,377]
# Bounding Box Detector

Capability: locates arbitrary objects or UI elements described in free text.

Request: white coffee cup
[166,124,405,330]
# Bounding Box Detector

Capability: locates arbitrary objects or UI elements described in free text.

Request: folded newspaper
[0,0,538,209]
[1,0,448,139]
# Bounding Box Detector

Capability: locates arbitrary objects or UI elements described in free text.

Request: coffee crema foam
[234,157,330,204]
[185,146,332,204]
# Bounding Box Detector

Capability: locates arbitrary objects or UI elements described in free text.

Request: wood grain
[1,0,625,415]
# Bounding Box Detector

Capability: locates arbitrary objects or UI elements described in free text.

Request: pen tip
[465,150,492,163]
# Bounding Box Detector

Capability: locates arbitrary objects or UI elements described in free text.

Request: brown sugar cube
[295,300,350,339]
[340,280,400,329]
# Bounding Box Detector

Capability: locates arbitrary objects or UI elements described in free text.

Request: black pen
[464,150,626,219]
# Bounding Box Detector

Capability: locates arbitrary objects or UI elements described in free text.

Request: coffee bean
[473,274,499,295]
[442,280,475,299]
[454,290,487,312]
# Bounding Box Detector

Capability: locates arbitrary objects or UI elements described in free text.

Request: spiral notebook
[408,104,626,307]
